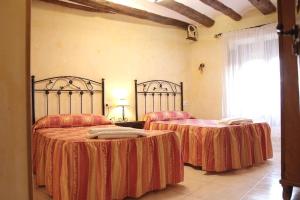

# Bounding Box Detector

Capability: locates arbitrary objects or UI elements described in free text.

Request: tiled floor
[33,135,300,200]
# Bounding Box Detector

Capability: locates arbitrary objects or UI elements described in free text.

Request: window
[223,24,280,128]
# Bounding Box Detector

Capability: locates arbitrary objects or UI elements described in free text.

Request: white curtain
[223,24,280,128]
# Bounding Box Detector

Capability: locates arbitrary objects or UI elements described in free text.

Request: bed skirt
[33,127,183,200]
[149,120,273,172]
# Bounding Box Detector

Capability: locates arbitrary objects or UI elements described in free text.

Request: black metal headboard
[31,75,105,123]
[134,80,183,121]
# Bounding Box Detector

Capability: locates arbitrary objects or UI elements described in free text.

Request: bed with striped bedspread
[32,114,183,200]
[144,112,273,172]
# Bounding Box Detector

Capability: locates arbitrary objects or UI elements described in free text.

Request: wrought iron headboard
[134,79,183,121]
[31,75,105,123]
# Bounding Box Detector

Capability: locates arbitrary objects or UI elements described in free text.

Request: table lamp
[117,98,129,121]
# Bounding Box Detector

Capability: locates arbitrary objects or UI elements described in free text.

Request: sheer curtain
[223,24,280,128]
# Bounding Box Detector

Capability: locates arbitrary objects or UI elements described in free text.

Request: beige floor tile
[241,188,282,200]
[133,187,189,200]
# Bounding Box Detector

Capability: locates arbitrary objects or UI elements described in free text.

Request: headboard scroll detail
[31,76,105,124]
[134,80,183,121]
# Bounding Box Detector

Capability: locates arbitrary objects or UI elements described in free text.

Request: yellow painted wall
[186,10,278,119]
[31,0,280,121]
[0,0,31,199]
[31,0,190,121]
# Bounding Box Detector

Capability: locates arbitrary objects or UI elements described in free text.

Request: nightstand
[114,121,145,129]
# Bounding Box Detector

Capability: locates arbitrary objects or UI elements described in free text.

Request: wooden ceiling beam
[39,0,113,13]
[69,0,190,29]
[248,0,276,15]
[69,0,117,12]
[199,0,242,21]
[157,0,214,27]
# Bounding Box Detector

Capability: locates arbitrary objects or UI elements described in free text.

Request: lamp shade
[117,98,129,106]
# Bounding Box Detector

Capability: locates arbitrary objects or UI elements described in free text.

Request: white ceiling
[106,0,277,25]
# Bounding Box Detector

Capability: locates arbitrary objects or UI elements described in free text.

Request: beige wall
[31,0,190,121]
[31,1,280,121]
[0,0,31,199]
[186,10,278,119]
[186,38,225,119]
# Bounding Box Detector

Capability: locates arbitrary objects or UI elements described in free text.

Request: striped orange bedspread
[147,119,273,172]
[32,125,183,200]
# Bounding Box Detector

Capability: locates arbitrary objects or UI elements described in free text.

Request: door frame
[26,0,33,199]
[277,0,300,199]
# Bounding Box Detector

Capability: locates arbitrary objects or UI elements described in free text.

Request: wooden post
[278,0,300,199]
